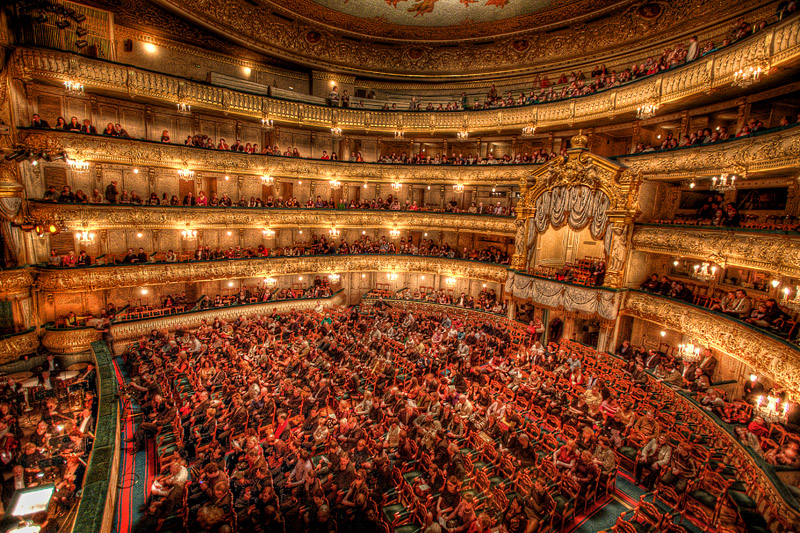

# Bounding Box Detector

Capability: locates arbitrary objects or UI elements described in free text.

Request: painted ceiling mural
[309,0,555,25]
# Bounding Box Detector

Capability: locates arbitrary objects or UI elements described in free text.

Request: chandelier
[756,394,790,424]
[262,228,276,237]
[177,102,191,114]
[389,226,401,238]
[329,227,340,238]
[264,277,277,287]
[178,168,195,179]
[781,286,800,313]
[387,272,399,281]
[733,65,763,88]
[636,102,659,120]
[691,262,717,282]
[521,123,537,138]
[711,174,736,193]
[76,230,95,245]
[456,130,469,141]
[445,276,457,286]
[328,273,340,283]
[261,116,274,130]
[63,80,84,96]
[261,175,274,186]
[331,125,343,139]
[68,159,90,173]
[329,179,342,189]
[181,229,198,240]
[676,342,701,363]
[391,182,401,191]
[452,183,465,193]
[394,130,404,139]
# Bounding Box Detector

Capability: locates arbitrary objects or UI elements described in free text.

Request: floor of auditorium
[110,354,709,533]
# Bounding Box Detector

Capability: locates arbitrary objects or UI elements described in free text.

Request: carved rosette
[35,256,508,293]
[0,330,39,365]
[41,327,102,354]
[622,291,800,400]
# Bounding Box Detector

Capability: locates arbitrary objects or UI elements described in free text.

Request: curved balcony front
[33,255,509,293]
[14,15,800,134]
[632,223,800,278]
[621,290,800,401]
[28,201,516,235]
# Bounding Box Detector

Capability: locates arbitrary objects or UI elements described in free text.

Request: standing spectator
[105,181,119,203]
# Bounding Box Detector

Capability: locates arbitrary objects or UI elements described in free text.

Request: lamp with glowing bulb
[781,285,800,313]
[177,168,195,179]
[389,227,401,238]
[177,102,191,114]
[262,228,276,238]
[445,276,457,286]
[387,272,399,281]
[329,227,340,238]
[264,277,277,287]
[329,179,342,189]
[64,80,84,96]
[76,230,95,245]
[691,262,717,282]
[328,273,340,283]
[391,182,401,191]
[452,183,465,193]
[181,229,198,240]
[67,158,90,173]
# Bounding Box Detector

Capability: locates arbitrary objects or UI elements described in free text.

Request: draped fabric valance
[533,186,610,239]
[506,270,620,320]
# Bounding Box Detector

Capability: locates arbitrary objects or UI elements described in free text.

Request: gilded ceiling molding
[0,268,35,297]
[0,330,39,365]
[622,291,800,401]
[41,326,102,354]
[18,131,530,186]
[152,0,770,78]
[632,225,800,278]
[34,256,508,293]
[111,290,346,343]
[618,124,800,179]
[15,18,800,132]
[28,201,516,235]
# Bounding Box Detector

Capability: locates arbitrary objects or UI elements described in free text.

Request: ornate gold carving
[34,256,508,293]
[632,225,800,278]
[0,268,35,297]
[0,330,39,365]
[506,270,621,320]
[622,291,800,401]
[19,131,527,186]
[41,327,102,354]
[619,126,800,179]
[28,201,516,234]
[15,18,800,133]
[111,290,346,343]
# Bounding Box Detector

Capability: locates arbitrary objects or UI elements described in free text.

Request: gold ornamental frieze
[111,290,346,343]
[15,14,800,133]
[618,124,800,178]
[41,326,102,354]
[19,131,530,186]
[0,268,35,297]
[34,256,508,293]
[0,329,39,365]
[28,201,516,235]
[632,225,800,278]
[622,291,800,401]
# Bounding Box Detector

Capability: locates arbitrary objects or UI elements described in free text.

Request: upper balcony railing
[13,13,800,134]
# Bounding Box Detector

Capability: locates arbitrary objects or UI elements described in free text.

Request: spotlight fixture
[75,26,88,37]
[75,39,88,49]
[55,19,71,29]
